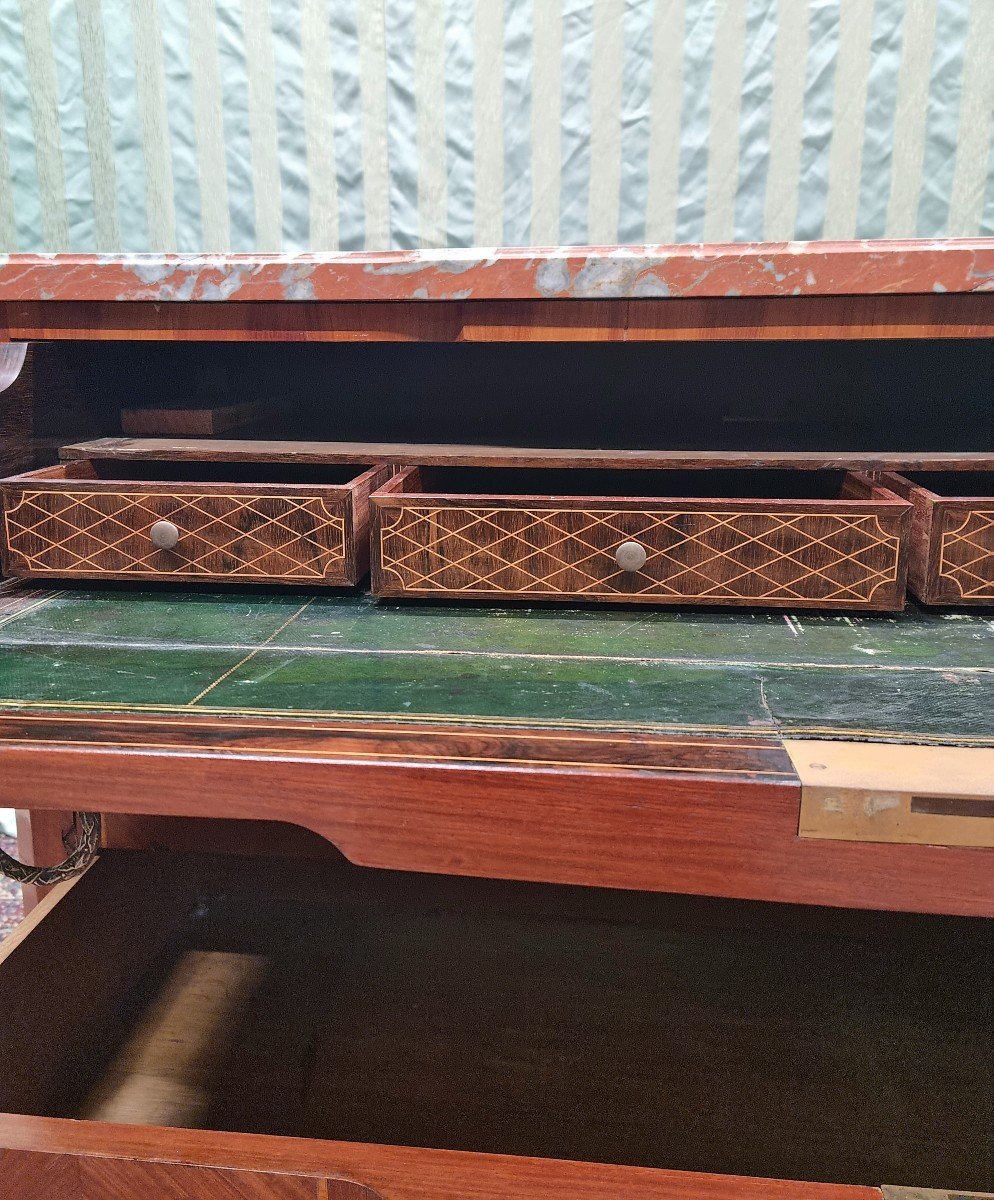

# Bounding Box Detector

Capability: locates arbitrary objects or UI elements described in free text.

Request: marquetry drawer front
[881,471,994,605]
[0,461,390,586]
[372,469,912,610]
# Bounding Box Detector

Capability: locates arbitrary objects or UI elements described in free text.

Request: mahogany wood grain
[620,292,994,341]
[12,807,74,912]
[119,397,280,437]
[879,471,994,605]
[100,814,342,857]
[3,293,994,344]
[0,1118,882,1200]
[60,437,994,472]
[0,1149,379,1199]
[0,711,990,914]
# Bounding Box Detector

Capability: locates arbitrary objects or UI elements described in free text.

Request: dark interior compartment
[407,466,867,499]
[902,470,994,496]
[71,458,373,485]
[5,850,990,1191]
[18,338,994,459]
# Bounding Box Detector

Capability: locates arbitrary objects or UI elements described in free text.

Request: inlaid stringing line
[1,698,992,747]
[939,510,994,598]
[0,710,784,753]
[0,591,64,629]
[186,598,316,705]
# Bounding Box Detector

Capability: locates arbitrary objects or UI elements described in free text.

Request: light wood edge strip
[786,739,994,849]
[0,866,91,965]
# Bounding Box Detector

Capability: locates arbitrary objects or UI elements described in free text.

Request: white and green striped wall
[1,0,992,253]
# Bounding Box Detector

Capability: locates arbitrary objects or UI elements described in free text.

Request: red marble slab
[1,239,992,303]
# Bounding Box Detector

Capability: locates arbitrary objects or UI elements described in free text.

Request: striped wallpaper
[0,0,992,254]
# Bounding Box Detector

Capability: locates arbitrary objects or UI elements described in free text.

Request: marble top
[1,239,992,303]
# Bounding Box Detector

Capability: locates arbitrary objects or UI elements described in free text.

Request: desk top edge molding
[1,238,993,303]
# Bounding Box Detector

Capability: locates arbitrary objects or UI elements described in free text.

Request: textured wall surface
[0,0,992,254]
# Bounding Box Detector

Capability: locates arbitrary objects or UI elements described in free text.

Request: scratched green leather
[1,589,992,744]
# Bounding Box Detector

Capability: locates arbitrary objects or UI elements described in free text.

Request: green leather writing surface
[1,588,991,746]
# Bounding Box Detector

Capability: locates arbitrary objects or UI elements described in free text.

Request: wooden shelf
[62,437,994,472]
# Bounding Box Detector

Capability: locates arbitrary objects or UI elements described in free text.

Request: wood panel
[0,1118,883,1200]
[120,397,280,437]
[12,807,75,911]
[60,438,994,472]
[0,711,991,915]
[3,293,994,343]
[0,856,191,1117]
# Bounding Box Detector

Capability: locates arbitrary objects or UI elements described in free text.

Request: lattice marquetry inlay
[3,489,346,580]
[939,509,994,599]
[379,506,902,604]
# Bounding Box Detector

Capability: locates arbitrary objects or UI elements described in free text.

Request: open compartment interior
[9,339,994,466]
[899,470,994,498]
[389,466,888,500]
[3,849,990,1191]
[61,458,375,486]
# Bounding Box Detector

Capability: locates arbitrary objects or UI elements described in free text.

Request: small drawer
[371,467,911,610]
[0,455,391,587]
[880,470,994,605]
[0,849,989,1198]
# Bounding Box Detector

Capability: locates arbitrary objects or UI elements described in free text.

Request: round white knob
[614,541,648,572]
[150,520,180,550]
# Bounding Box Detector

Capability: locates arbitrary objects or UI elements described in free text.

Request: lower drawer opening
[2,850,990,1190]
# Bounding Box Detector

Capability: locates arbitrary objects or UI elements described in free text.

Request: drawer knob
[615,540,648,572]
[150,519,180,550]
